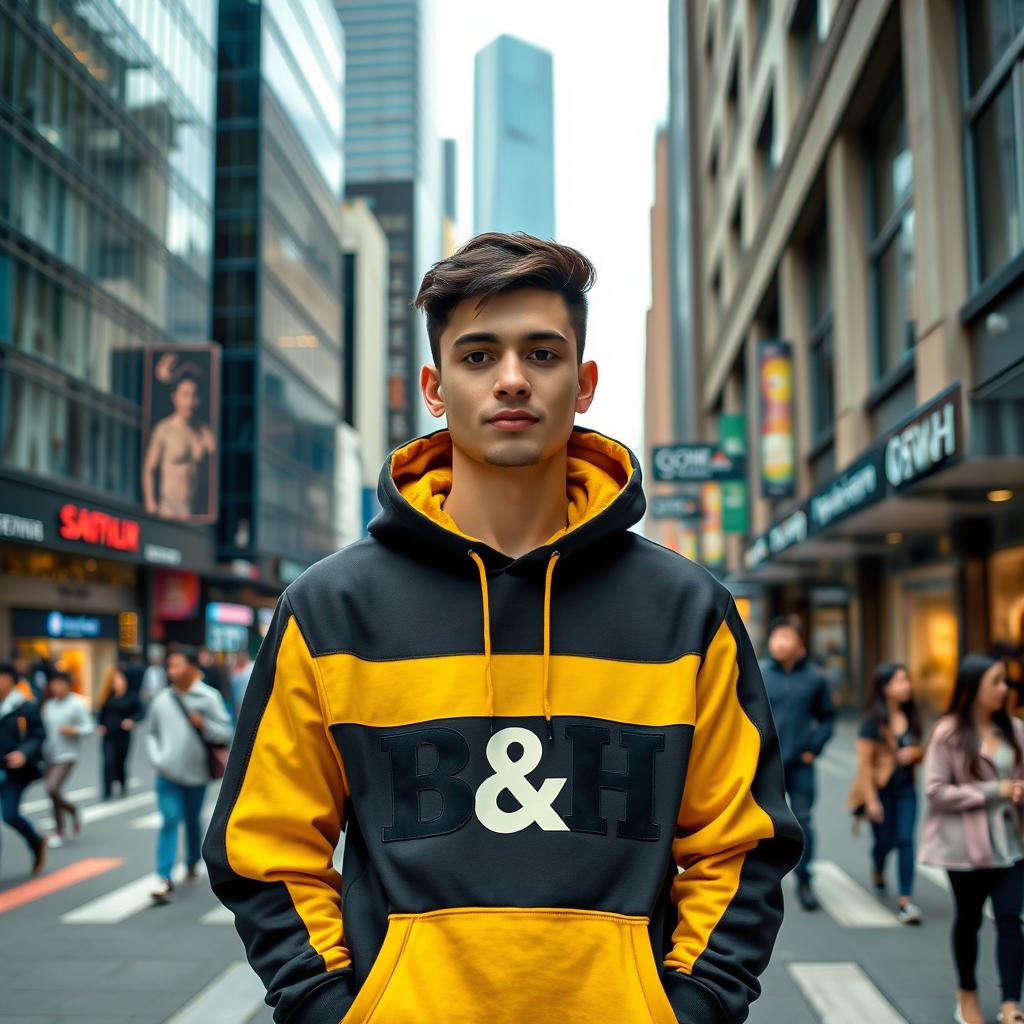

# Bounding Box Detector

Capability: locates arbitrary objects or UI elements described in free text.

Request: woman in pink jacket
[922,654,1024,1024]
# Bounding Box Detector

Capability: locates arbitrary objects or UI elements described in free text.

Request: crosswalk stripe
[812,860,900,927]
[788,962,907,1022]
[23,777,142,815]
[39,791,154,832]
[60,863,201,924]
[164,961,266,1024]
[201,905,234,925]
[129,811,162,830]
[0,858,124,914]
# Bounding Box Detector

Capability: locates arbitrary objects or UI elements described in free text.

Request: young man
[761,615,836,912]
[40,669,94,846]
[0,662,47,876]
[144,646,232,903]
[205,233,802,1024]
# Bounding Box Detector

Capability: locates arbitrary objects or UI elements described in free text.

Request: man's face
[166,653,192,686]
[0,672,14,699]
[421,288,597,468]
[768,626,804,664]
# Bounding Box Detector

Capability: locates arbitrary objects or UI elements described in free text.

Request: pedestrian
[198,646,231,705]
[228,649,254,717]
[204,232,803,1023]
[0,662,47,876]
[761,613,837,911]
[143,646,232,903]
[853,661,924,924]
[921,653,1024,1024]
[140,643,167,703]
[41,669,94,847]
[96,666,143,800]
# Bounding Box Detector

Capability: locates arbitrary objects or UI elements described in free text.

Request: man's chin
[482,441,544,467]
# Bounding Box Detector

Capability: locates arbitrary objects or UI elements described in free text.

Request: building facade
[213,0,347,593]
[336,0,441,448]
[0,0,221,697]
[676,0,1024,709]
[473,34,555,240]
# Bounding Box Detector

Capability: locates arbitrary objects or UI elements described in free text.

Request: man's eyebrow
[451,330,569,347]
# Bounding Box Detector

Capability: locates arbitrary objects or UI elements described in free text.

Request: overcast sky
[431,0,670,458]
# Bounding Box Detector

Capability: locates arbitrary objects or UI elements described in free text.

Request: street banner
[718,414,749,534]
[652,443,745,482]
[700,482,725,572]
[141,344,221,523]
[758,339,796,499]
[648,494,701,521]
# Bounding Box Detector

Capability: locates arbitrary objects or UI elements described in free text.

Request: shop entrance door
[902,577,959,714]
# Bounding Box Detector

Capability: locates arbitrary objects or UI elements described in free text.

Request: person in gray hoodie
[41,670,95,846]
[143,645,232,903]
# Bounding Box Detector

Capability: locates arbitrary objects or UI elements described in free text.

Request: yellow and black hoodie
[204,427,803,1024]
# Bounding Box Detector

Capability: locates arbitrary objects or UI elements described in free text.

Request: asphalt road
[0,718,1001,1023]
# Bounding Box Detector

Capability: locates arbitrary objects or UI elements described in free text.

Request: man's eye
[531,349,558,362]
[464,351,490,364]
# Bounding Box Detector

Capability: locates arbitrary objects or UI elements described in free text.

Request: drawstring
[467,551,496,734]
[467,549,561,742]
[542,551,560,741]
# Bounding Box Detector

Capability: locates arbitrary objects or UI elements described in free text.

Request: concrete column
[900,0,971,402]
[826,133,872,469]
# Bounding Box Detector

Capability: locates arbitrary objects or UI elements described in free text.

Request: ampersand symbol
[475,727,569,834]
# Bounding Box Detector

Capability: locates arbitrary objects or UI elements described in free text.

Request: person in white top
[41,670,94,846]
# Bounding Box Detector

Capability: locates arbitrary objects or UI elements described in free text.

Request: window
[806,216,834,439]
[726,53,741,162]
[756,91,777,200]
[866,76,915,380]
[790,0,827,84]
[752,0,771,65]
[962,1,1024,285]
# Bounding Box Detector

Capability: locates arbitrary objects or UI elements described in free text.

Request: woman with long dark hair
[96,666,142,800]
[855,662,923,924]
[922,654,1024,1024]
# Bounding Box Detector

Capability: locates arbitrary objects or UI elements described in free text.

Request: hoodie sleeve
[203,595,353,1024]
[662,600,804,1024]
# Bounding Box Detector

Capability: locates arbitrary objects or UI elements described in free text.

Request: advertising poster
[718,413,749,534]
[758,340,796,499]
[141,344,221,523]
[700,482,725,572]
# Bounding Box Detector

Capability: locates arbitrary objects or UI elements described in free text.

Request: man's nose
[493,354,530,397]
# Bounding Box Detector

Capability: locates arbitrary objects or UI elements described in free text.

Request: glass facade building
[214,0,347,574]
[0,0,217,502]
[474,34,555,239]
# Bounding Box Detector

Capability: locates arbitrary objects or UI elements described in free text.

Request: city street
[0,719,1000,1024]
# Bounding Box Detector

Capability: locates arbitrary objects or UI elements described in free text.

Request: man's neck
[171,678,195,694]
[443,445,569,558]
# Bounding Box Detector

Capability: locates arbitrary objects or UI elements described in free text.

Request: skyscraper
[474,35,555,239]
[336,0,442,448]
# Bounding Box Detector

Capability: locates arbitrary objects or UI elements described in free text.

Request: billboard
[141,344,221,523]
[758,339,796,499]
[718,413,749,535]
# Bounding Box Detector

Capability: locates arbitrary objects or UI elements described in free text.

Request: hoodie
[759,657,836,766]
[204,428,803,1024]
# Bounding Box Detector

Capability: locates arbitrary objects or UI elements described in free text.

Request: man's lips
[487,411,539,431]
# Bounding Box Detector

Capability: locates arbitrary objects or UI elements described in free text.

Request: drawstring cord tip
[546,718,554,742]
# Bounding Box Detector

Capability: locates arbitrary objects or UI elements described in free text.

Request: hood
[369,426,646,570]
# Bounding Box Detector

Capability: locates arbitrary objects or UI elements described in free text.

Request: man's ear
[421,364,446,419]
[575,360,598,414]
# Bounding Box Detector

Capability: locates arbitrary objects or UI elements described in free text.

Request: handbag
[847,726,899,824]
[171,691,228,781]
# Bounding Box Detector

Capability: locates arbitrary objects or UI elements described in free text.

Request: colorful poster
[700,482,725,572]
[142,344,221,523]
[758,340,796,499]
[718,414,749,534]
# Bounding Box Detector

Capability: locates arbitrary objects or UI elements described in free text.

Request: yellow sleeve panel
[224,614,351,972]
[664,615,776,974]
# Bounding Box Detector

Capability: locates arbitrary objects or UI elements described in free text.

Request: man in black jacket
[761,616,836,911]
[0,662,47,875]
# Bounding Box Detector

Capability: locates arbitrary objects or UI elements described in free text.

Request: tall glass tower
[474,35,555,239]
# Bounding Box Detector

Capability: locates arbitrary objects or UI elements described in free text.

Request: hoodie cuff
[661,971,729,1024]
[289,970,356,1024]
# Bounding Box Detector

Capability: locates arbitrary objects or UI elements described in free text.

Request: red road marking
[0,857,124,914]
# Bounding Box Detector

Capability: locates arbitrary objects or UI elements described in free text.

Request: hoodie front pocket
[341,907,679,1024]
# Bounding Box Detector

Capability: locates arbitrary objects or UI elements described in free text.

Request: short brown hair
[414,232,596,365]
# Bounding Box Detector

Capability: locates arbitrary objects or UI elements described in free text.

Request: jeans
[948,861,1024,1002]
[870,784,917,898]
[1,776,41,859]
[45,761,78,835]
[784,760,815,880]
[102,730,132,798]
[155,774,206,882]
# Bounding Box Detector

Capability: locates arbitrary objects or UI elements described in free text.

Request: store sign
[718,414,749,535]
[58,503,140,553]
[143,543,183,566]
[768,507,808,556]
[651,444,745,483]
[648,495,701,520]
[808,452,885,534]
[0,512,44,543]
[154,570,201,621]
[883,384,962,491]
[207,602,255,627]
[744,535,770,571]
[12,608,120,640]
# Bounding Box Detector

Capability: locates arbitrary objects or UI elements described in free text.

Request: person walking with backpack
[40,670,94,847]
[922,653,1024,1024]
[854,662,924,924]
[0,662,47,876]
[143,646,231,903]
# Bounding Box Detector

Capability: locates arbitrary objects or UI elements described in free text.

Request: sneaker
[796,877,820,912]
[48,833,64,849]
[185,864,200,882]
[897,902,923,925]
[31,836,47,876]
[71,811,81,836]
[150,879,175,904]
[872,871,886,896]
